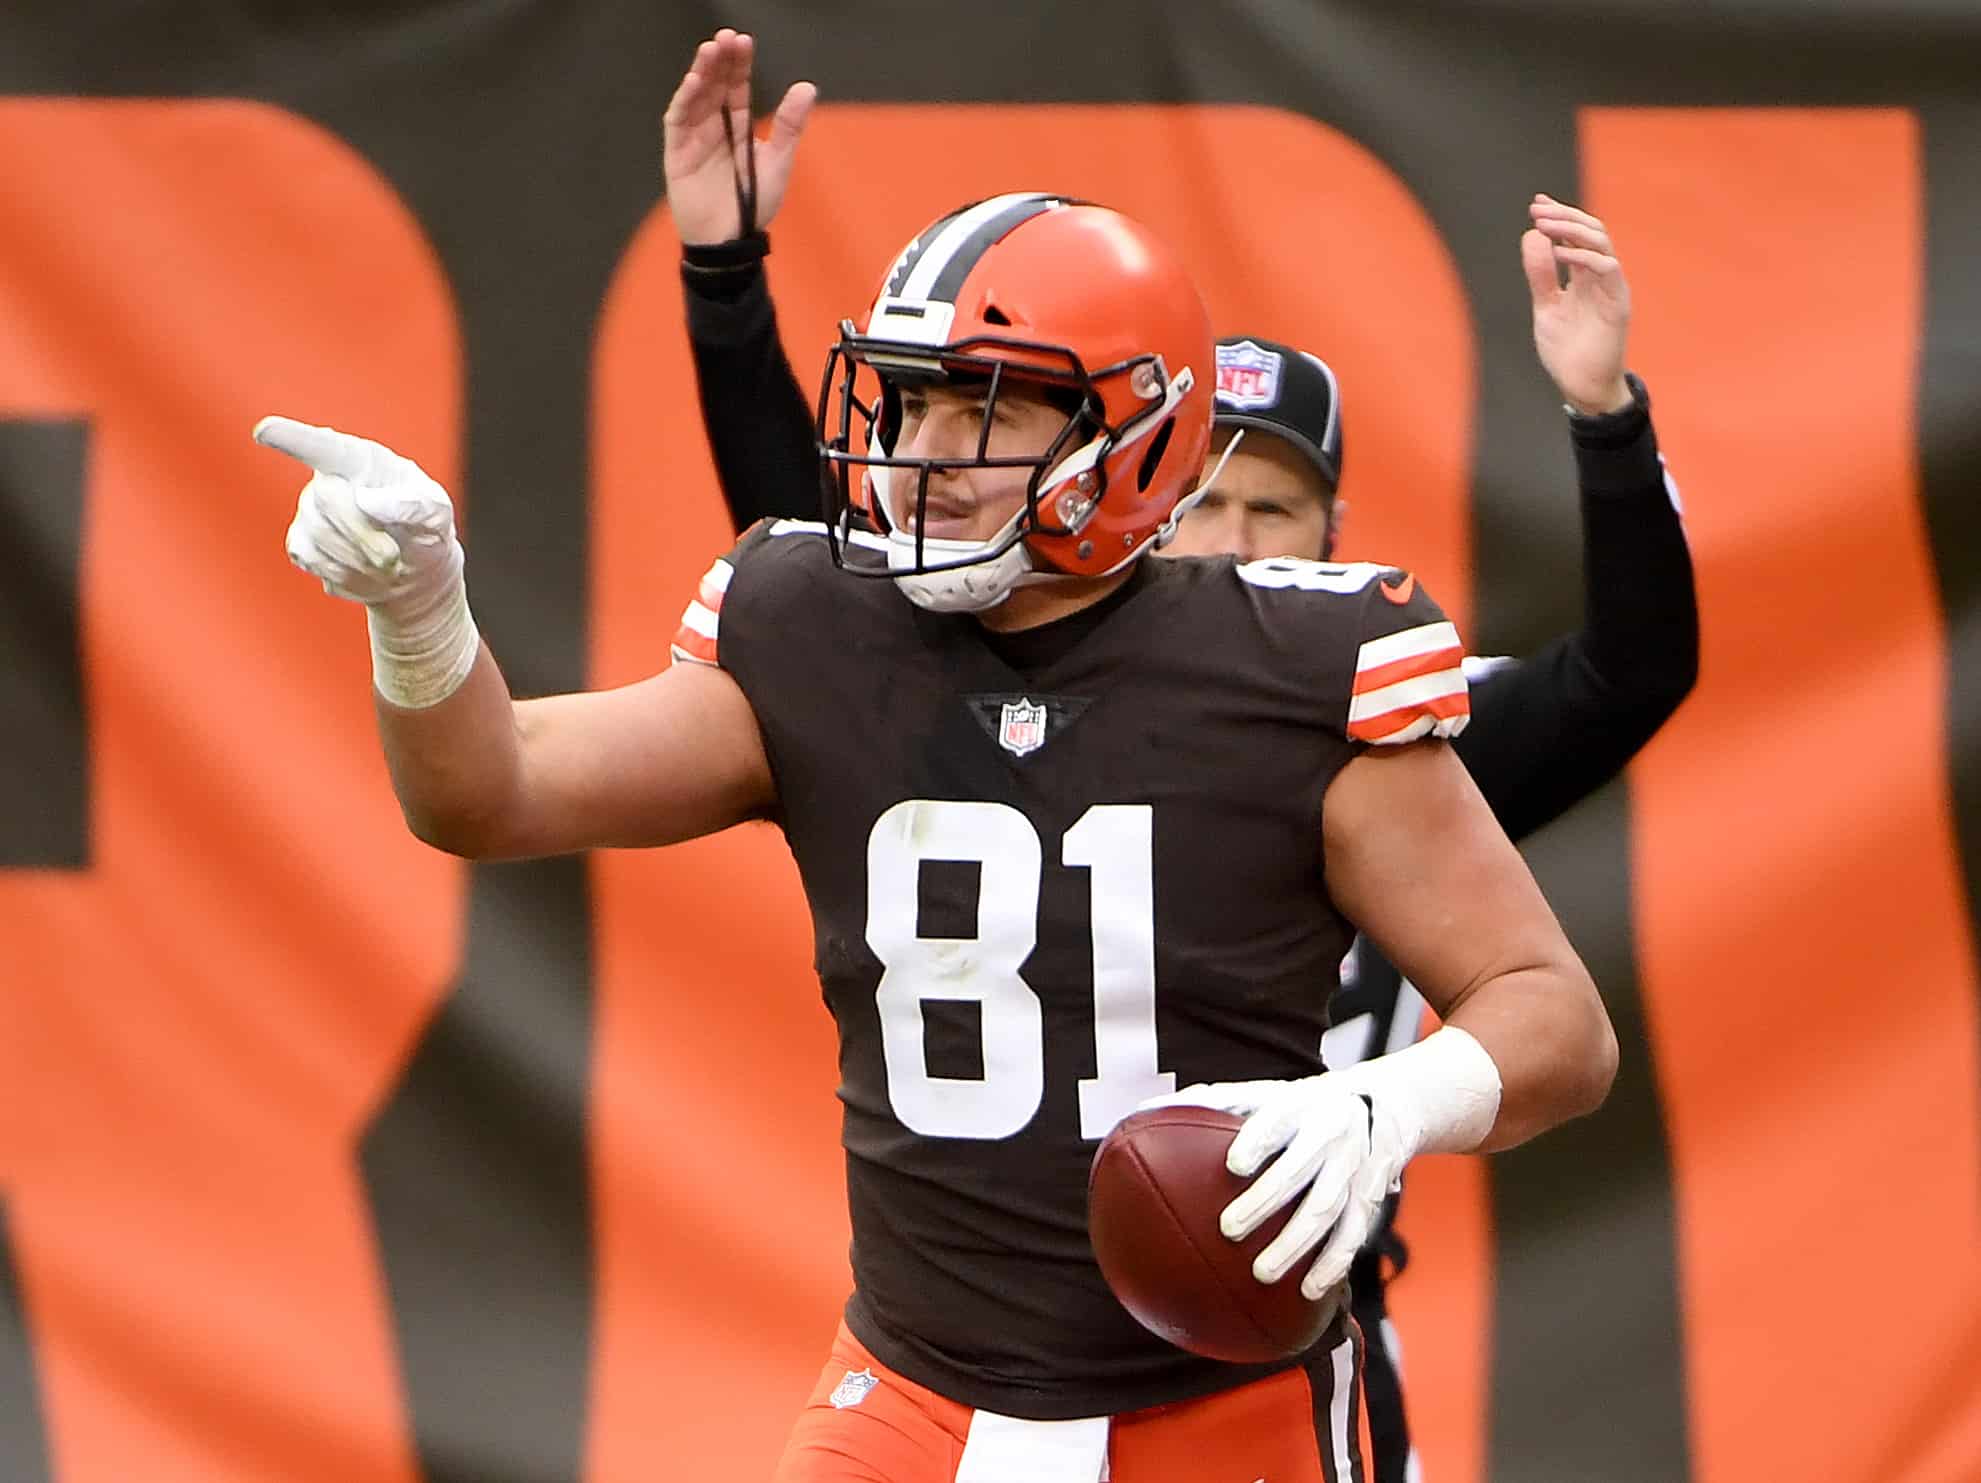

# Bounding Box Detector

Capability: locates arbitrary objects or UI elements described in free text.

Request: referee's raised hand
[1525,194,1634,416]
[663,28,816,246]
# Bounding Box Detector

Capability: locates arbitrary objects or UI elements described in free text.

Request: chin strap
[1154,427,1245,549]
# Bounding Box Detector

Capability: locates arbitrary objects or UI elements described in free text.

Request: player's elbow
[1565,974,1620,1118]
[402,804,494,859]
[382,740,534,859]
[399,795,522,860]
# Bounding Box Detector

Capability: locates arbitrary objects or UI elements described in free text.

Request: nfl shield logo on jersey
[998,698,1049,757]
[1215,338,1284,410]
[829,1367,880,1409]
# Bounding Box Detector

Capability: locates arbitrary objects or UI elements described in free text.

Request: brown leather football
[1088,1105,1336,1364]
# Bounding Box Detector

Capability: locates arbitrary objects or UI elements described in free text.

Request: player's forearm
[1438,959,1618,1150]
[375,643,531,858]
[1322,743,1619,1151]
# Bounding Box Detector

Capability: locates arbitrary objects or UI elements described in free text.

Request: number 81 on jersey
[867,800,1175,1141]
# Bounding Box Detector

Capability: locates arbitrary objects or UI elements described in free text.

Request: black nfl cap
[1212,336,1343,493]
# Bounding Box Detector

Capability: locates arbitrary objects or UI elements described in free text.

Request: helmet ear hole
[983,303,1013,326]
[1137,417,1176,493]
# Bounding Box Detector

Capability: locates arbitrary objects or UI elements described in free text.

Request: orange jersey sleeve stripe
[670,625,719,665]
[1348,687,1471,742]
[1352,642,1466,696]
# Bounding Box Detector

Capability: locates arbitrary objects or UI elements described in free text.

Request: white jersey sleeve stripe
[1355,620,1462,673]
[679,599,719,640]
[1347,668,1467,724]
[669,642,716,667]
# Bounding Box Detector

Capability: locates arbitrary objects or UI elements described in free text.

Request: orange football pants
[774,1320,1372,1483]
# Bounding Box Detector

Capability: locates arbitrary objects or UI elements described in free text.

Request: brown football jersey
[671,521,1468,1420]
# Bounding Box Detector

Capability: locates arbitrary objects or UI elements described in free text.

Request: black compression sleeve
[1454,388,1699,841]
[682,236,822,533]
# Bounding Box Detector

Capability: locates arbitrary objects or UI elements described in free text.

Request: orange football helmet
[818,194,1214,611]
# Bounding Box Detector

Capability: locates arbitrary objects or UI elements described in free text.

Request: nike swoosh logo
[1380,571,1416,604]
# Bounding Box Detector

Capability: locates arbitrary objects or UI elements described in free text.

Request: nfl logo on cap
[998,698,1048,757]
[1215,339,1284,410]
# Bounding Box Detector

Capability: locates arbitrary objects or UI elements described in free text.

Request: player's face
[1164,426,1335,562]
[890,381,1070,543]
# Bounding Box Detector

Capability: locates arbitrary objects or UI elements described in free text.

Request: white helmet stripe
[898,192,1061,303]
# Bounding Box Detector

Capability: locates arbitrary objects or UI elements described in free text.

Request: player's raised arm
[259,416,774,859]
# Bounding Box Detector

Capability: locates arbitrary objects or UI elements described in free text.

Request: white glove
[1141,1026,1503,1301]
[257,415,480,709]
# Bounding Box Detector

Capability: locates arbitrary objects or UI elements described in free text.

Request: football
[1088,1105,1336,1364]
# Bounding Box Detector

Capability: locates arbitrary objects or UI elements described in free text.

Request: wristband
[1327,1025,1503,1157]
[365,571,480,710]
[682,231,770,274]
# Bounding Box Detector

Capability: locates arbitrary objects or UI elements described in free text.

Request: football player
[263,56,1617,1483]
[666,30,1695,1483]
[262,206,1617,1483]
